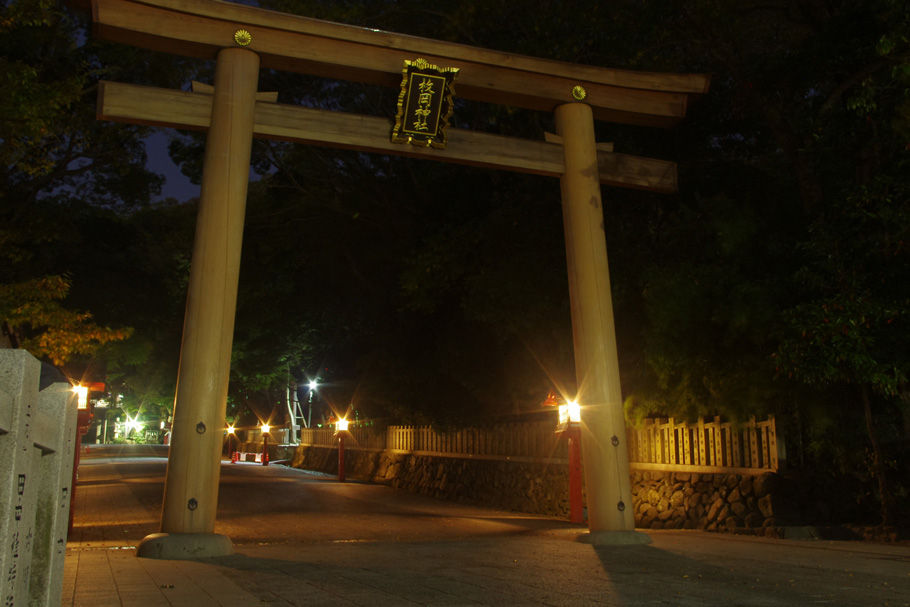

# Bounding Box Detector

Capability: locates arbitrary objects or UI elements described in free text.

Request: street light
[125,415,143,436]
[69,384,94,537]
[559,400,582,427]
[335,417,350,482]
[260,423,270,466]
[306,379,319,429]
[226,425,237,463]
[73,385,88,409]
[546,394,583,524]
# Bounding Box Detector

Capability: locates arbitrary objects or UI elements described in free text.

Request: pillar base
[585,530,652,546]
[137,532,233,560]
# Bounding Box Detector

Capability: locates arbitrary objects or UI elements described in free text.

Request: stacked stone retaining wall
[631,470,783,532]
[288,444,787,533]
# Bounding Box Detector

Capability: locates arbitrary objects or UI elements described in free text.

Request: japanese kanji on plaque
[391,58,459,148]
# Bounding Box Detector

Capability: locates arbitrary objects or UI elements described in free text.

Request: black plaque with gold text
[391,58,458,149]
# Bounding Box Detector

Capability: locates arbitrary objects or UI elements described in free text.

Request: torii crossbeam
[89,0,709,558]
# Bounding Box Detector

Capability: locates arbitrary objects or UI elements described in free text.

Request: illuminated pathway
[64,446,910,606]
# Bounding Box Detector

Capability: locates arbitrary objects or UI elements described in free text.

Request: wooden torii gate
[90,0,709,557]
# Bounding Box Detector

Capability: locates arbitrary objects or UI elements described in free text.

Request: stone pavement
[63,447,910,606]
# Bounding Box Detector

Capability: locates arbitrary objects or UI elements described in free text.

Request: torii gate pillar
[138,47,259,559]
[556,102,649,545]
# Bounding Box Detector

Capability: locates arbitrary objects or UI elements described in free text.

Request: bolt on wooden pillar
[555,102,649,545]
[138,47,259,559]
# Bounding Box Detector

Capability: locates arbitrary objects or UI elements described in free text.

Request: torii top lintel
[91,0,710,127]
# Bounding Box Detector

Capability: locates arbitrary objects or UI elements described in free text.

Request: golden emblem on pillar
[391,58,459,149]
[233,29,252,47]
[571,85,587,101]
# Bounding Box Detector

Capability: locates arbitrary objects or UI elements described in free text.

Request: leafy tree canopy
[0,275,131,365]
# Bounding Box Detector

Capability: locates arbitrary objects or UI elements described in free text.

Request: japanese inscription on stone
[391,58,458,149]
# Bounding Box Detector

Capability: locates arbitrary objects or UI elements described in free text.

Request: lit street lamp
[546,393,584,524]
[227,425,237,463]
[74,385,88,409]
[562,400,584,524]
[306,379,319,429]
[261,423,270,466]
[125,414,144,439]
[335,417,349,482]
[69,383,100,536]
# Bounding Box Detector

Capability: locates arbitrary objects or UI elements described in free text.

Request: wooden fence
[627,416,779,472]
[386,422,565,460]
[300,421,566,462]
[296,415,779,472]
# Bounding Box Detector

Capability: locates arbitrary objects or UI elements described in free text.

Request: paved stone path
[63,446,910,605]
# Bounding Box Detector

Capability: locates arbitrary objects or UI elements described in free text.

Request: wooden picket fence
[386,422,565,460]
[297,415,779,472]
[299,425,388,450]
[627,416,779,472]
[300,421,566,461]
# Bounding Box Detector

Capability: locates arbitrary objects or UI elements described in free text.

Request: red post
[338,434,345,482]
[567,424,584,524]
[68,409,93,537]
[262,433,269,466]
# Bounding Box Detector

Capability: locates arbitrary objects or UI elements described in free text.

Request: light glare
[126,415,143,434]
[336,418,349,432]
[73,385,88,409]
[567,400,581,423]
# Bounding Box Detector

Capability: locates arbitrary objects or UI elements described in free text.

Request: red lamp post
[561,401,584,524]
[227,425,237,463]
[335,417,349,482]
[261,423,270,466]
[547,392,584,524]
[68,385,95,536]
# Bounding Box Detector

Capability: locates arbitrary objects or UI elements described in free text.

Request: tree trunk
[860,385,894,526]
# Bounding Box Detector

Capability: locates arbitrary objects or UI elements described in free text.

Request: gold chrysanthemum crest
[233,29,252,47]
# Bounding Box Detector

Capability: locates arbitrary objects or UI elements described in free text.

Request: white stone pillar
[0,351,42,603]
[29,381,77,606]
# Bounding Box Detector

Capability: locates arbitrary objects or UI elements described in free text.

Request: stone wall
[290,445,571,517]
[289,444,787,533]
[631,470,786,534]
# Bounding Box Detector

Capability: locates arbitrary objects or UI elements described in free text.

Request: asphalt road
[66,445,910,606]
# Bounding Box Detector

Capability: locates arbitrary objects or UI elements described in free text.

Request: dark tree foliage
[1,0,196,419]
